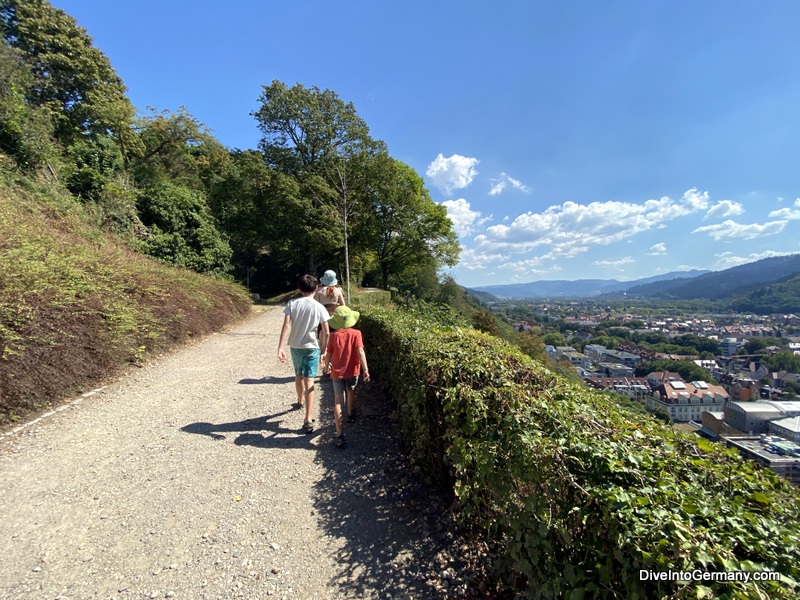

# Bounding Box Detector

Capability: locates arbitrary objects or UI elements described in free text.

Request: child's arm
[319,321,330,366]
[358,347,370,383]
[322,334,333,374]
[277,314,291,363]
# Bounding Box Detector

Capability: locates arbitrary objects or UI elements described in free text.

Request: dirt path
[0,306,466,600]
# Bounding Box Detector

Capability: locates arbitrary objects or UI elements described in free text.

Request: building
[601,349,641,367]
[561,350,591,370]
[597,362,635,378]
[769,416,800,444]
[724,401,800,435]
[695,411,741,439]
[646,380,728,422]
[720,337,744,356]
[584,344,607,362]
[646,371,683,391]
[723,436,800,485]
[585,377,650,399]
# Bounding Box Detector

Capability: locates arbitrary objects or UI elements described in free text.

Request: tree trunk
[305,254,316,277]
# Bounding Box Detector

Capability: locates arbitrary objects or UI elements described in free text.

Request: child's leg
[346,386,356,419]
[333,391,345,435]
[294,376,304,406]
[302,376,315,424]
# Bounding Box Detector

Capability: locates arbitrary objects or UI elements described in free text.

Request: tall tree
[365,157,460,289]
[253,81,373,280]
[0,0,138,152]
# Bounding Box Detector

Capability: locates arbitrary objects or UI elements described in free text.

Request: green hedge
[359,306,800,599]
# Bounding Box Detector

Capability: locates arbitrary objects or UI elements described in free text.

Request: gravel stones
[0,306,497,598]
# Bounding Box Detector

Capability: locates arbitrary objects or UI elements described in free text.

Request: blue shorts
[290,347,320,378]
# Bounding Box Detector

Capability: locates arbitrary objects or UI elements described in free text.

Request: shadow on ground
[306,379,464,598]
[181,377,472,598]
[238,375,296,385]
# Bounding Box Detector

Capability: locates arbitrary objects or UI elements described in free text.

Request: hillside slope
[0,171,252,426]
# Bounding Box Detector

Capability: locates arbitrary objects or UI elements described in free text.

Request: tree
[132,108,232,274]
[364,157,459,289]
[1,0,139,155]
[0,43,57,169]
[253,80,372,280]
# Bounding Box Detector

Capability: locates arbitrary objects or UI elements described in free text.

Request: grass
[0,169,252,426]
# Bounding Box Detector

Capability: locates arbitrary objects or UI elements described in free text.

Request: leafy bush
[360,306,800,599]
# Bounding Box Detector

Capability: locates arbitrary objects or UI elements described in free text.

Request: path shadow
[304,377,453,598]
[181,407,317,447]
[238,376,295,385]
[181,376,458,597]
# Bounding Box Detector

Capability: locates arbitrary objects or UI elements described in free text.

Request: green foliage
[360,305,800,598]
[0,44,59,170]
[731,273,800,314]
[348,288,391,310]
[137,179,232,274]
[761,351,800,374]
[1,0,138,149]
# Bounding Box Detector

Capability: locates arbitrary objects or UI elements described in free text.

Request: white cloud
[647,243,667,255]
[457,247,510,271]
[426,154,479,195]
[714,250,797,269]
[769,198,800,220]
[441,198,482,237]
[488,172,531,196]
[592,257,635,271]
[705,200,744,219]
[475,188,709,258]
[692,219,787,241]
[497,257,563,275]
[489,181,506,196]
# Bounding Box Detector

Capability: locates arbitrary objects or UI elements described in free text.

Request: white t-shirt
[283,296,330,349]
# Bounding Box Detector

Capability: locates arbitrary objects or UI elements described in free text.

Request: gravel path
[0,306,481,600]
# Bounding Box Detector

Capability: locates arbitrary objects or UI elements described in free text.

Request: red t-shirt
[326,328,363,378]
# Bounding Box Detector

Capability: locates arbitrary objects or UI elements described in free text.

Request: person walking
[277,275,330,433]
[314,270,345,316]
[322,306,370,448]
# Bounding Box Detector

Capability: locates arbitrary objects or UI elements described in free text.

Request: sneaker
[335,434,347,448]
[303,421,314,433]
[347,412,356,424]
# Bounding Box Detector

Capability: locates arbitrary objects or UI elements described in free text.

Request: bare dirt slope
[0,306,467,600]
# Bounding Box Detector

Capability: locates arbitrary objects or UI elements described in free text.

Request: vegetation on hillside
[0,168,252,425]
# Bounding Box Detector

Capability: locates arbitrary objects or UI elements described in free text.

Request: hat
[320,270,338,286]
[329,305,359,330]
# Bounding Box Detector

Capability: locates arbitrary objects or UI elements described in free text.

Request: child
[322,306,370,448]
[277,275,330,433]
[314,269,345,316]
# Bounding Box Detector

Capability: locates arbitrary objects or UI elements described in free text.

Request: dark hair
[297,274,318,293]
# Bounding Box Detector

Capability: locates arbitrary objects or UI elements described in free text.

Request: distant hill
[618,254,800,301]
[464,288,499,303]
[472,270,708,299]
[729,272,800,314]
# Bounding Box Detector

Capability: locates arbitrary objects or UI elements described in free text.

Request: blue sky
[51,0,800,287]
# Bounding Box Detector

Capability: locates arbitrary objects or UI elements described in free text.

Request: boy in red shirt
[322,306,370,448]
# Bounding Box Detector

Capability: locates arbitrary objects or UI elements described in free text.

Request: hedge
[359,306,800,599]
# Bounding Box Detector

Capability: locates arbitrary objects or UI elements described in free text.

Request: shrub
[360,306,800,599]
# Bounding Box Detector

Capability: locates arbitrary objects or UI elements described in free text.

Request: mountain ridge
[471,269,709,299]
